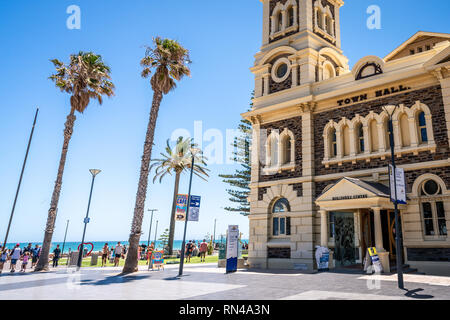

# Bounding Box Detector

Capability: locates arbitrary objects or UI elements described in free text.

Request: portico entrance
[316,177,405,272]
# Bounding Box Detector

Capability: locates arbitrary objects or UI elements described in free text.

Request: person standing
[9,244,22,273]
[199,239,208,262]
[31,245,41,268]
[101,243,109,267]
[21,252,30,272]
[114,242,123,267]
[0,248,8,274]
[185,240,193,263]
[52,245,61,268]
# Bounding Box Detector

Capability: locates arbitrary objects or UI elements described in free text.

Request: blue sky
[1,0,449,243]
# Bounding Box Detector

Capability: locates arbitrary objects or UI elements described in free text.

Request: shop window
[419,180,448,237]
[418,111,428,144]
[272,198,291,236]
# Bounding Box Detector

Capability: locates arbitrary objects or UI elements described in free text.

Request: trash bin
[69,251,79,267]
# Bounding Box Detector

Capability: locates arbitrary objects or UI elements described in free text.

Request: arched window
[417,111,428,144]
[272,198,291,236]
[277,11,283,32]
[384,118,391,150]
[287,7,295,27]
[419,180,447,237]
[330,128,337,158]
[323,62,335,80]
[316,9,323,29]
[357,124,365,154]
[399,113,411,147]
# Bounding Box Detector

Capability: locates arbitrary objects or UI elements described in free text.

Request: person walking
[52,245,61,268]
[101,243,109,267]
[0,248,8,274]
[199,239,208,262]
[9,244,22,273]
[31,245,40,268]
[21,252,30,272]
[110,247,115,264]
[185,240,193,263]
[114,242,123,267]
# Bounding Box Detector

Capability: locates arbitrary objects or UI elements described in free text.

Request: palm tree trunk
[167,171,181,255]
[35,110,76,271]
[123,90,163,273]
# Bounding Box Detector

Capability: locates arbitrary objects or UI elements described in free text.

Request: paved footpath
[0,263,449,300]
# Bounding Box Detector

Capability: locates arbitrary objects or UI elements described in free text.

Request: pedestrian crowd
[0,243,44,273]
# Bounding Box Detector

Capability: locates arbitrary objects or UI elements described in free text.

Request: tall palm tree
[122,37,191,273]
[34,52,115,271]
[151,137,209,255]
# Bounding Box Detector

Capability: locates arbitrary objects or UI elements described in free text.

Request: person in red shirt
[199,239,208,262]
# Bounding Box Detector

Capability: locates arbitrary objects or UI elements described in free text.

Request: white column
[320,210,328,247]
[291,63,298,87]
[372,207,385,252]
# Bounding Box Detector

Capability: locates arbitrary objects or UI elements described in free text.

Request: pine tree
[158,228,170,249]
[219,96,253,216]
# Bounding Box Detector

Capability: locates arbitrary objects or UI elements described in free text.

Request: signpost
[151,250,164,270]
[226,225,239,273]
[366,247,383,273]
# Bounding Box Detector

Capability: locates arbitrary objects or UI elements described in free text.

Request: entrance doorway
[360,210,375,261]
[381,210,401,261]
[333,212,356,267]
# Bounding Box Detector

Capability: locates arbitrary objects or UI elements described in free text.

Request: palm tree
[122,37,191,273]
[34,52,115,271]
[151,137,209,255]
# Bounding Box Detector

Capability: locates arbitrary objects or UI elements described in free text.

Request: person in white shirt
[114,242,123,267]
[10,244,22,273]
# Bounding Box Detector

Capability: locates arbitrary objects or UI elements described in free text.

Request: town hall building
[243,0,450,275]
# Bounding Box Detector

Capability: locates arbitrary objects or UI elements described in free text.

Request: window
[272,198,291,236]
[269,135,278,167]
[317,10,323,29]
[276,63,288,79]
[277,12,283,32]
[288,7,295,27]
[420,180,448,237]
[357,124,365,154]
[329,212,335,238]
[418,47,423,53]
[282,135,292,164]
[418,111,428,144]
[326,16,332,35]
[330,129,337,157]
[426,45,431,51]
[410,49,415,55]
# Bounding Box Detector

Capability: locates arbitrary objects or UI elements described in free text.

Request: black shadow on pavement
[402,288,434,299]
[80,274,151,286]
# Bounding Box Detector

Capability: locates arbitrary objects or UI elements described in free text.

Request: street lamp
[383,105,404,289]
[147,209,158,248]
[61,220,70,255]
[178,147,201,277]
[77,169,101,270]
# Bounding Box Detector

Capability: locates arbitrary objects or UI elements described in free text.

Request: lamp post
[154,220,158,248]
[77,169,101,270]
[383,105,404,289]
[213,219,217,245]
[3,108,39,250]
[147,209,157,248]
[61,220,69,255]
[178,147,200,277]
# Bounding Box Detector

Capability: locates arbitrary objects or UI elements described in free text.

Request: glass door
[334,212,356,267]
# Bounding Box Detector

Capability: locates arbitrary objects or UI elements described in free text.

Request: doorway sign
[226,225,239,273]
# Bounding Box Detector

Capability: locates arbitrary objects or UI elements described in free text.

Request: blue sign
[188,195,201,221]
[226,225,239,273]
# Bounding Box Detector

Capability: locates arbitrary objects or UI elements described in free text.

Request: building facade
[243,0,450,275]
